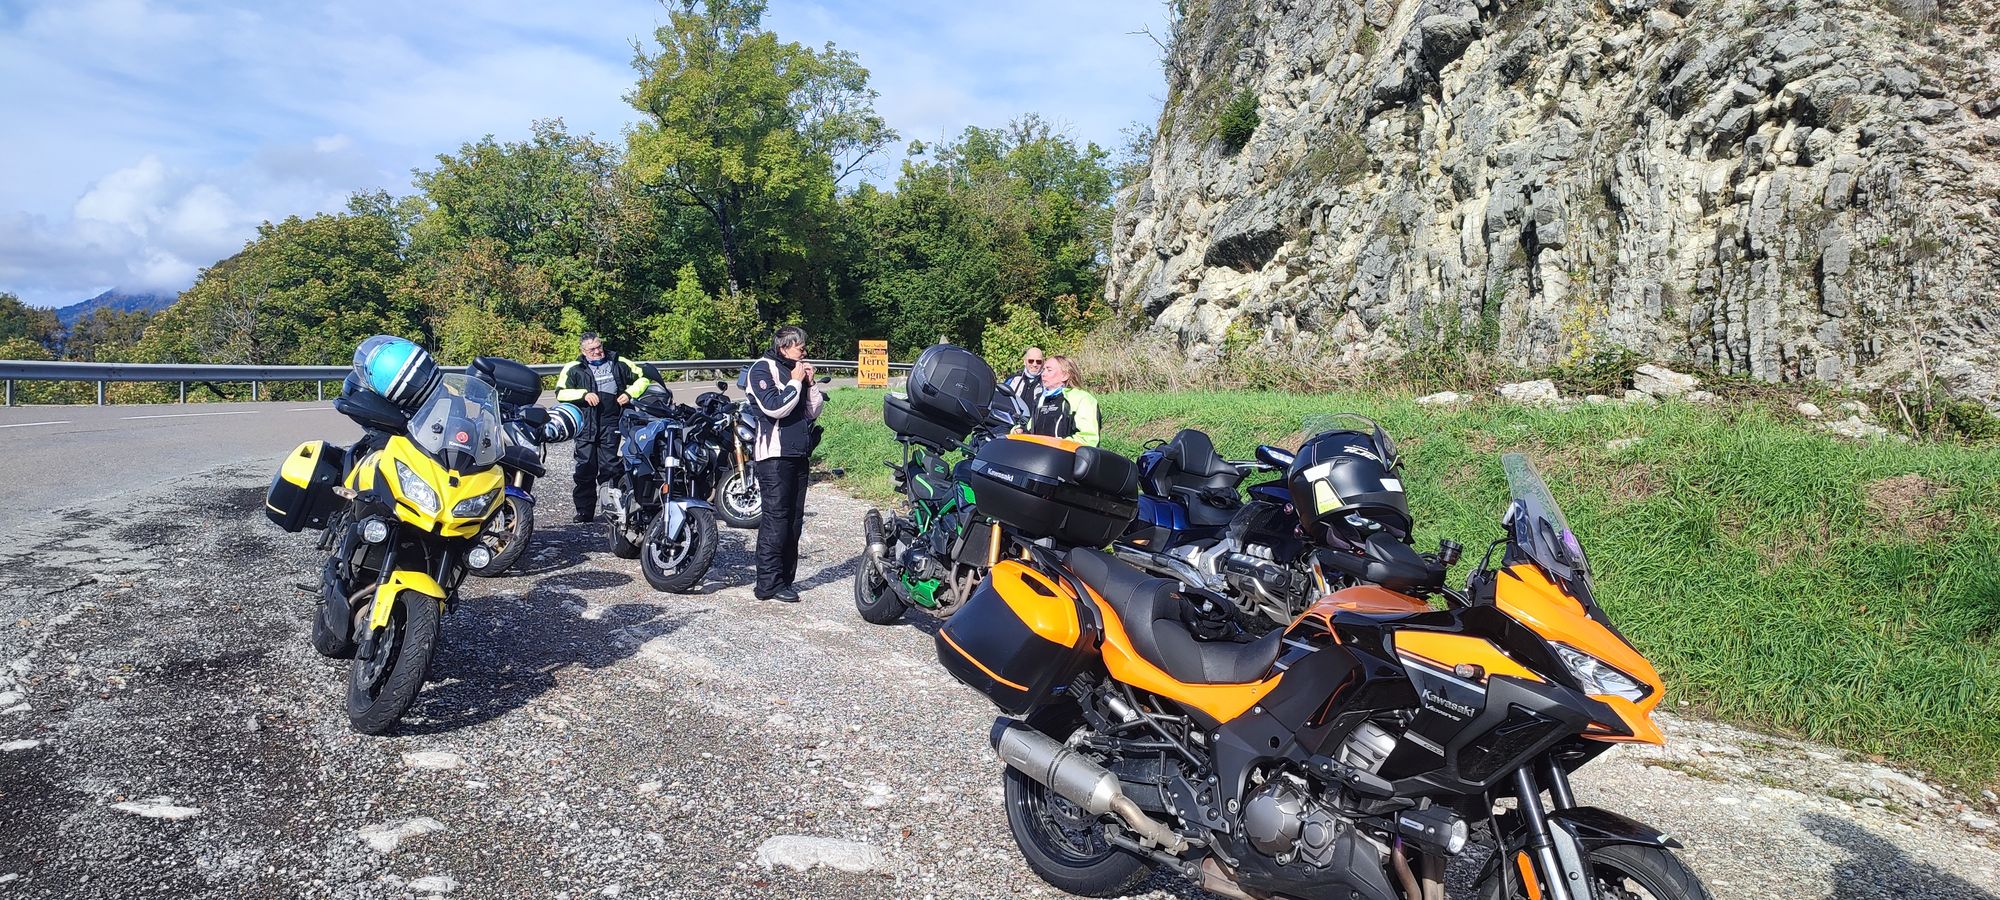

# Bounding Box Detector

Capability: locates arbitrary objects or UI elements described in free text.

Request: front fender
[369,570,447,630]
[661,498,716,541]
[1550,806,1683,851]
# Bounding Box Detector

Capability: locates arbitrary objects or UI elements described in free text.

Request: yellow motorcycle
[268,373,507,733]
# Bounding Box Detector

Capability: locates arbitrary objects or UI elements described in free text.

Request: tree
[64,308,154,361]
[0,292,61,353]
[137,213,414,366]
[624,0,894,304]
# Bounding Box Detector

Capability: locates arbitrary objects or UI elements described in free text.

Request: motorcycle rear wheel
[345,587,439,735]
[715,469,763,529]
[853,556,905,625]
[470,496,533,577]
[1002,706,1154,897]
[1479,843,1713,900]
[608,519,641,559]
[641,507,717,593]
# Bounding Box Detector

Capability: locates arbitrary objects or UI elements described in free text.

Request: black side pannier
[964,435,1139,547]
[266,440,348,532]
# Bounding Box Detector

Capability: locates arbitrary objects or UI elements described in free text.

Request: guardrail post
[96,381,104,405]
[178,381,186,403]
[4,379,10,407]
[252,380,260,402]
[317,381,324,402]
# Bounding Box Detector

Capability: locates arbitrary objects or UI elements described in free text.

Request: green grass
[816,387,2000,794]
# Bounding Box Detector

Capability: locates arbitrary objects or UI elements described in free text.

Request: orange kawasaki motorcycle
[936,432,1711,900]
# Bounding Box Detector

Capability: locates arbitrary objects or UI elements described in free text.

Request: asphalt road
[0,400,1995,899]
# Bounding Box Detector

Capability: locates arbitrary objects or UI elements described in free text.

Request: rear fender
[369,570,447,630]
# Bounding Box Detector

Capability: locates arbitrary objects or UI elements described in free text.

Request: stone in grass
[1623,390,1659,406]
[754,835,888,874]
[359,817,446,853]
[1585,395,1611,405]
[1415,391,1467,406]
[1796,401,1823,418]
[1606,438,1643,452]
[1821,415,1894,441]
[1684,389,1718,404]
[1497,380,1559,405]
[110,797,203,820]
[1631,364,1699,398]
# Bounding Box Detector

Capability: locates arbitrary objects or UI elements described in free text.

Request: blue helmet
[351,335,442,412]
[542,402,584,444]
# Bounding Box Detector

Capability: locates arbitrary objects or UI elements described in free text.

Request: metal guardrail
[0,357,911,406]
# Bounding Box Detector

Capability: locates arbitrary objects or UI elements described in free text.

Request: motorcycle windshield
[1501,453,1590,591]
[408,373,503,470]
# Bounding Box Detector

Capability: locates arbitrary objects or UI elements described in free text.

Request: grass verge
[816,386,2000,793]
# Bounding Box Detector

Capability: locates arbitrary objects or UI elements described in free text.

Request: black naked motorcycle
[607,392,720,592]
[463,356,565,576]
[693,382,763,529]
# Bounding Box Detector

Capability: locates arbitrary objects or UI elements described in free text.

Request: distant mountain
[55,289,177,327]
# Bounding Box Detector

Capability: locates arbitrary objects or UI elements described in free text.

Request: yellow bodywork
[345,436,504,539]
[370,569,447,628]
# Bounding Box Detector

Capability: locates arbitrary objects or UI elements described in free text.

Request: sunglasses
[1024,358,1044,364]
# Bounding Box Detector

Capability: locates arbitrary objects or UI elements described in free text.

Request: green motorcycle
[855,344,1012,624]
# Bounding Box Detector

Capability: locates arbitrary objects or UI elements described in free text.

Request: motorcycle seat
[1065,548,1283,685]
[1168,486,1240,528]
[1147,429,1245,499]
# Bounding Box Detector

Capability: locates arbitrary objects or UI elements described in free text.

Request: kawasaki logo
[1422,690,1477,720]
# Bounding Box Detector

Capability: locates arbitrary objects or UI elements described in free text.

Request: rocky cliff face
[1110,0,2000,404]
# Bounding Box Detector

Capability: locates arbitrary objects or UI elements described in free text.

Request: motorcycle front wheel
[641,506,717,593]
[715,469,763,529]
[345,587,440,735]
[1480,843,1713,900]
[469,495,533,577]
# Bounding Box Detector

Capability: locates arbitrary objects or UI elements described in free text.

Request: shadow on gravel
[508,524,597,577]
[1805,813,2000,900]
[792,552,860,596]
[392,597,707,736]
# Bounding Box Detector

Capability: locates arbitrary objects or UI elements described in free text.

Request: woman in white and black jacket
[745,326,825,603]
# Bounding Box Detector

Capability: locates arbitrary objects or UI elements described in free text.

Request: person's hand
[791,361,810,383]
[801,363,816,382]
[584,393,600,407]
[615,393,630,406]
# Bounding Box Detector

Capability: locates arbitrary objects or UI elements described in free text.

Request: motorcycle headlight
[1553,644,1649,702]
[360,517,390,544]
[394,459,441,516]
[452,488,502,519]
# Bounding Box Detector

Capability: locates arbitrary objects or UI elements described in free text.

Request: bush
[1216,89,1260,152]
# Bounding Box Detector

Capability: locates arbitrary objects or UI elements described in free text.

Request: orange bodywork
[989,558,1283,724]
[1300,585,1433,631]
[1494,564,1666,744]
[1004,433,1082,452]
[1393,631,1546,683]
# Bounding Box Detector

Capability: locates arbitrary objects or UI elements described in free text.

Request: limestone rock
[1498,380,1560,404]
[1109,0,2000,411]
[1415,391,1468,406]
[1821,415,1892,440]
[1796,401,1823,418]
[1632,364,1700,398]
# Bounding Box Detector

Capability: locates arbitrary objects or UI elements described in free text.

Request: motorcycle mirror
[716,380,727,392]
[815,376,832,384]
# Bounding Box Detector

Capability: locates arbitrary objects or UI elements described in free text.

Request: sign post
[857,340,889,389]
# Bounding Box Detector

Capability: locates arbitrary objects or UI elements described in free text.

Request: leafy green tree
[0,292,61,353]
[625,0,894,306]
[63,308,155,361]
[137,213,414,366]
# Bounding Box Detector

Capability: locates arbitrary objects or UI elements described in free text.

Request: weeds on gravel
[818,386,2000,794]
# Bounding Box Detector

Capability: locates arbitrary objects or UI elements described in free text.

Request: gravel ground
[0,448,1996,899]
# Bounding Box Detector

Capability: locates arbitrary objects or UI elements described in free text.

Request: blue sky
[0,0,1172,309]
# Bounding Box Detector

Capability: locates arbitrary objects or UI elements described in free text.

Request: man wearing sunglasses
[555,332,652,524]
[1000,347,1044,424]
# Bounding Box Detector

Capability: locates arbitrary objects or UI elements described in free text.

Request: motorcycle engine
[1240,768,1382,870]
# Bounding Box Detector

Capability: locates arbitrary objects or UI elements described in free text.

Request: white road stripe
[0,420,71,429]
[120,411,263,421]
[288,407,332,411]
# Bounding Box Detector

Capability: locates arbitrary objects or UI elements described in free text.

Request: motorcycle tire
[715,469,763,529]
[470,495,533,577]
[344,586,440,735]
[608,520,641,559]
[641,507,717,593]
[1002,705,1154,897]
[853,556,906,625]
[1478,842,1714,900]
[311,558,359,659]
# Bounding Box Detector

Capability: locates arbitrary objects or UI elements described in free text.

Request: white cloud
[0,0,1171,307]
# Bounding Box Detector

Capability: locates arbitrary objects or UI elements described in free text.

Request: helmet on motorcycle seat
[351,335,442,412]
[630,388,676,418]
[543,402,583,443]
[1286,414,1412,548]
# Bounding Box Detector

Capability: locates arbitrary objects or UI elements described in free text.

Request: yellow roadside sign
[857,340,889,388]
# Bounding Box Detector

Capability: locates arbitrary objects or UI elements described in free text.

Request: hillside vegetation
[816,387,2000,793]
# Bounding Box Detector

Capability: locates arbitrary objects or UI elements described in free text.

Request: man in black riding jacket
[746,325,824,603]
[554,332,653,523]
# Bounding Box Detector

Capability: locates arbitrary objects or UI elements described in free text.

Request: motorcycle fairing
[346,439,505,539]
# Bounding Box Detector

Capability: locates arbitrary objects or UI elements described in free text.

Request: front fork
[1507,760,1589,900]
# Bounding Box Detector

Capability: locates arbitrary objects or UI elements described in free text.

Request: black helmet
[1286,414,1411,548]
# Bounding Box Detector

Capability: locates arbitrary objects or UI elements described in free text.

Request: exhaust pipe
[863,509,888,559]
[990,719,1190,854]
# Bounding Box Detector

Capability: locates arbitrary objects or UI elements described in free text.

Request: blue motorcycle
[608,392,720,593]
